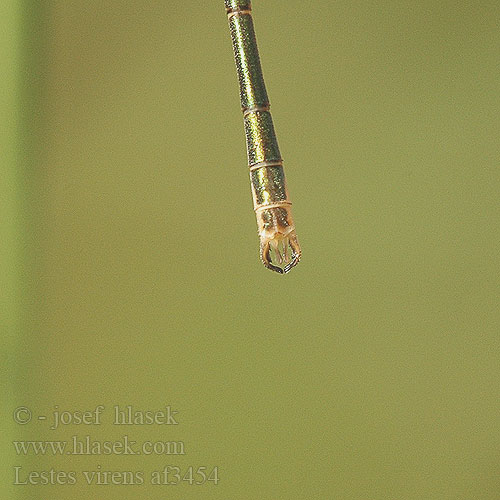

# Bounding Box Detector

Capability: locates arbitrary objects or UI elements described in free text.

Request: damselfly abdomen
[225,0,301,274]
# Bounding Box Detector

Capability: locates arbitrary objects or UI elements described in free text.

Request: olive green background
[3,1,499,499]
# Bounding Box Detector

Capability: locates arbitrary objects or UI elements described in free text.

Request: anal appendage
[257,205,301,274]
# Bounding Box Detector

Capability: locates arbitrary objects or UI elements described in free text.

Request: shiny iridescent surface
[225,1,301,274]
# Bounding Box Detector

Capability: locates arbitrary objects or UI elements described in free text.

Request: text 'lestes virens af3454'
[225,0,301,274]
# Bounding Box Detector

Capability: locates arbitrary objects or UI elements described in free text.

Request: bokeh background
[3,1,499,499]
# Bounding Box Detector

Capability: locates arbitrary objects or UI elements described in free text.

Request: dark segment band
[225,0,252,13]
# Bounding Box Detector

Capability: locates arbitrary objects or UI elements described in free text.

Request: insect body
[225,0,301,274]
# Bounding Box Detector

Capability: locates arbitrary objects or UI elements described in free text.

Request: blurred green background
[3,0,500,499]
